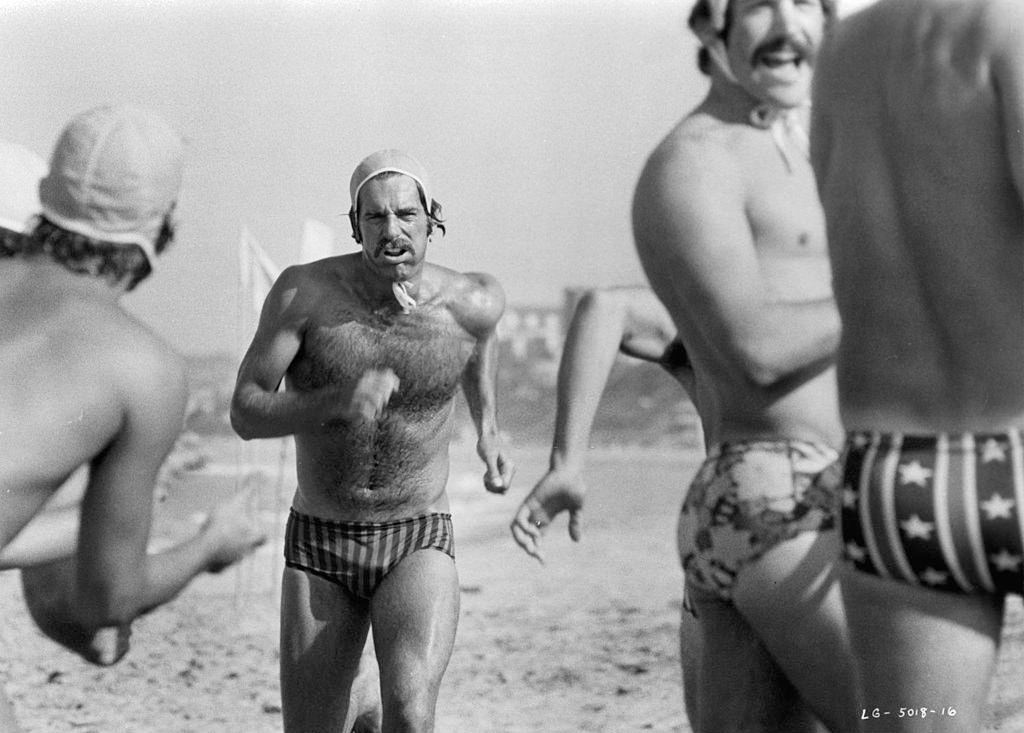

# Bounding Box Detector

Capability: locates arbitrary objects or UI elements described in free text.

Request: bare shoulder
[430,265,505,336]
[267,254,356,321]
[97,308,188,410]
[634,116,743,230]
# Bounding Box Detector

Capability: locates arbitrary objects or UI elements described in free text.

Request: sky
[0,0,877,356]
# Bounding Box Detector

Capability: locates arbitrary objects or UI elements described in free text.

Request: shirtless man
[630,0,857,730]
[0,107,264,729]
[811,1,1024,729]
[231,149,513,733]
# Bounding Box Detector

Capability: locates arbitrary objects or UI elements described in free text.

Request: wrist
[549,449,583,473]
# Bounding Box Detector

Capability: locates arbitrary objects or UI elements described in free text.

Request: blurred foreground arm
[510,287,687,563]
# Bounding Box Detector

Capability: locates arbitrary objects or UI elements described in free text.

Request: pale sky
[0,0,876,355]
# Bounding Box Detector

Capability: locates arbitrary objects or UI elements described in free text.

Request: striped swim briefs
[841,431,1024,595]
[283,509,455,600]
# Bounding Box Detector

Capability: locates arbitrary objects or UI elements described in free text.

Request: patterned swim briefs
[678,440,841,605]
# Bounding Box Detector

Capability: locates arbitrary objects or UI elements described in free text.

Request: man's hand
[509,466,586,564]
[340,369,400,425]
[477,438,515,494]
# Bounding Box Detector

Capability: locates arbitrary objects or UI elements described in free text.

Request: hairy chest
[291,306,475,411]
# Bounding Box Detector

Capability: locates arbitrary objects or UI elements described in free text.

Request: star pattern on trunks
[898,460,933,487]
[920,567,949,586]
[845,542,867,563]
[980,493,1015,521]
[990,549,1023,573]
[981,438,1008,463]
[900,514,935,541]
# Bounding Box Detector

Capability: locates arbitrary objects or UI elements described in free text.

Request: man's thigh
[841,568,1003,733]
[369,549,459,696]
[732,529,858,733]
[688,587,823,733]
[279,567,371,731]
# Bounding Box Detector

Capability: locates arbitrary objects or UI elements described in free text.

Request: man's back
[0,257,185,546]
[814,0,1024,431]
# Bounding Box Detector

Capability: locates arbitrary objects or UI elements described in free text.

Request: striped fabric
[284,510,455,600]
[841,431,1024,595]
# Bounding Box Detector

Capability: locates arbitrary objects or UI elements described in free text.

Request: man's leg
[841,569,1003,733]
[678,605,701,726]
[370,550,459,733]
[280,567,372,733]
[731,529,858,733]
[688,583,824,733]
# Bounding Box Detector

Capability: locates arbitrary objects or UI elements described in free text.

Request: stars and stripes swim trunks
[841,431,1024,595]
[283,509,455,600]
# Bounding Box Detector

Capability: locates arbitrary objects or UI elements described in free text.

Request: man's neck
[355,255,424,309]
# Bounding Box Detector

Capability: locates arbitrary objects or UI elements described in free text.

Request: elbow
[230,408,255,441]
[229,394,259,441]
[734,347,793,390]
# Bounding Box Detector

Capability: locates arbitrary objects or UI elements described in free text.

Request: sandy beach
[1,441,1022,732]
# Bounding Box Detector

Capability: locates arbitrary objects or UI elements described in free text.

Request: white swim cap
[349,149,434,216]
[39,105,184,267]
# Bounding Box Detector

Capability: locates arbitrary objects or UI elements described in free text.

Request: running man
[631,0,856,730]
[231,149,514,732]
[812,1,1024,729]
[0,107,264,729]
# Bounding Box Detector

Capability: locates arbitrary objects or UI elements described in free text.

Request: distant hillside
[183,351,701,450]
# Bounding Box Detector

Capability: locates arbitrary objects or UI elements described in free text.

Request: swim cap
[692,0,836,84]
[0,140,47,232]
[348,149,433,216]
[38,105,184,266]
[698,0,836,32]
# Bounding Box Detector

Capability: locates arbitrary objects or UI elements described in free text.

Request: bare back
[634,107,841,447]
[814,0,1024,432]
[0,258,185,549]
[282,255,493,520]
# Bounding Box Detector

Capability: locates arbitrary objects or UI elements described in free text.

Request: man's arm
[990,1,1024,206]
[459,272,514,494]
[509,286,688,562]
[230,266,397,439]
[633,143,839,391]
[74,345,189,629]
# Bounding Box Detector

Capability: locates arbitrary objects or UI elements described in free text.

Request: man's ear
[348,209,361,244]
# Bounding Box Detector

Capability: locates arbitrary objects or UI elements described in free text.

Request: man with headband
[231,148,514,732]
[0,106,265,729]
[629,1,857,730]
[813,1,1024,730]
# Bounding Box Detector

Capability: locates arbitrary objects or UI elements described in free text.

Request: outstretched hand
[509,466,586,564]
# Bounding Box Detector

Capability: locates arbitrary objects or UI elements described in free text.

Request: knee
[381,687,436,732]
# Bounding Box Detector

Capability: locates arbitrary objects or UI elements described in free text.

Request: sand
[1,442,1022,732]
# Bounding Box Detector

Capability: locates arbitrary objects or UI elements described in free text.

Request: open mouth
[376,241,411,261]
[754,41,807,74]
